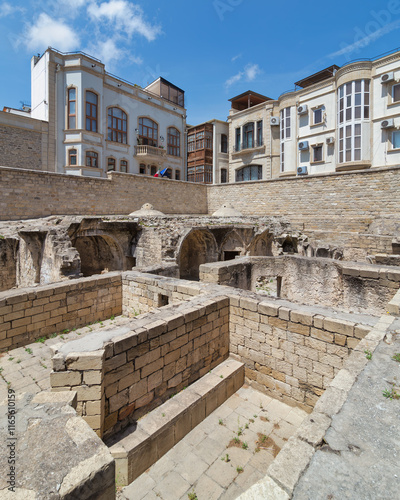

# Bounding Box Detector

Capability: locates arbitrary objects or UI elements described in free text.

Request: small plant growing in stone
[188,491,197,500]
[364,349,372,360]
[237,426,243,436]
[249,418,254,423]
[221,453,230,462]
[218,418,224,426]
[220,374,223,378]
[51,332,57,338]
[242,441,248,450]
[35,337,46,343]
[0,235,4,239]
[25,348,32,355]
[236,466,244,474]
[8,357,14,361]
[245,423,249,429]
[253,414,258,418]
[392,353,400,363]
[110,315,115,320]
[162,412,166,417]
[383,386,399,400]
[40,362,47,369]
[234,437,240,444]
[16,359,21,363]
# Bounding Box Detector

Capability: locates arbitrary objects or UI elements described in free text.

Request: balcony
[134,145,167,159]
[232,139,265,155]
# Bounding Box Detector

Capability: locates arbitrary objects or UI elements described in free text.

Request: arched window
[108,108,127,143]
[67,88,76,129]
[221,134,228,153]
[167,127,180,156]
[236,165,262,182]
[86,91,98,132]
[120,159,128,173]
[68,148,77,165]
[107,157,116,171]
[139,118,158,147]
[86,151,98,168]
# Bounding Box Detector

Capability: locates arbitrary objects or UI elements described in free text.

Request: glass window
[69,148,77,166]
[221,134,228,153]
[257,121,263,146]
[235,165,262,182]
[139,118,157,147]
[139,164,146,174]
[86,151,98,168]
[86,91,98,132]
[205,131,212,149]
[235,128,241,152]
[107,158,116,171]
[393,84,400,103]
[392,130,400,149]
[243,122,254,149]
[280,107,291,172]
[313,108,323,125]
[108,108,127,144]
[221,168,227,183]
[337,80,369,163]
[167,127,180,156]
[312,144,323,162]
[120,160,128,173]
[67,88,76,129]
[196,131,204,150]
[175,169,181,180]
[150,165,157,176]
[188,134,195,152]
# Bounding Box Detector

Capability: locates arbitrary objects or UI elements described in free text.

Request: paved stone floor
[118,386,307,500]
[0,315,130,402]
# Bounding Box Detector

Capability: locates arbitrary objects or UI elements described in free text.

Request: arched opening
[73,235,123,276]
[179,230,218,280]
[220,231,245,261]
[248,232,273,256]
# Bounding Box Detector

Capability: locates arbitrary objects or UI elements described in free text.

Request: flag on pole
[154,168,169,178]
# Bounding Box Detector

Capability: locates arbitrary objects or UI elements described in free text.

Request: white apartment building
[228,48,400,182]
[30,48,187,179]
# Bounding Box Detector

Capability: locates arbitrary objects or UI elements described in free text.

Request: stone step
[108,357,244,486]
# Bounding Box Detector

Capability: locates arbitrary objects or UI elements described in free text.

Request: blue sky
[1,0,400,124]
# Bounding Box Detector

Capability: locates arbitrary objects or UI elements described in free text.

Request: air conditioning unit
[297,104,308,115]
[270,116,280,126]
[381,118,395,129]
[297,166,308,175]
[326,137,335,145]
[298,140,309,150]
[381,72,395,83]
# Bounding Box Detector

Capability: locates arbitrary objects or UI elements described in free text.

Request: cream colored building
[30,48,187,179]
[228,49,400,182]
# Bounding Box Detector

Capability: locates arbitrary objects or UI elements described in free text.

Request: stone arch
[220,230,246,261]
[248,230,273,256]
[72,233,124,277]
[178,229,218,280]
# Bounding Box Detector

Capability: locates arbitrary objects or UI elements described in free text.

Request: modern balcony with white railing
[134,145,167,158]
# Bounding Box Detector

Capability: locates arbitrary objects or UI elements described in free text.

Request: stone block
[50,370,82,387]
[67,351,105,371]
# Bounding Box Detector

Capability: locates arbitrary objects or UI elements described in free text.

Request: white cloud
[87,0,161,41]
[225,63,261,88]
[231,53,242,62]
[85,38,142,68]
[0,2,24,17]
[244,63,260,81]
[22,13,80,52]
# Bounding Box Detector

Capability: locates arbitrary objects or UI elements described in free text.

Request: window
[139,117,158,147]
[280,107,291,172]
[338,80,369,163]
[86,91,98,132]
[67,88,76,129]
[188,134,195,152]
[221,168,227,183]
[139,164,146,174]
[187,165,212,183]
[166,168,172,179]
[120,160,128,173]
[312,144,323,163]
[205,131,212,149]
[107,157,116,171]
[235,128,241,152]
[167,127,180,156]
[221,134,228,153]
[86,151,98,168]
[150,165,157,176]
[108,108,127,144]
[243,123,254,149]
[69,149,77,165]
[313,107,323,125]
[393,83,400,103]
[235,165,262,182]
[196,131,204,149]
[392,130,400,149]
[257,121,263,146]
[175,169,181,180]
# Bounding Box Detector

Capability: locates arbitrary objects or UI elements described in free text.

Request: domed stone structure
[212,203,243,217]
[129,204,165,216]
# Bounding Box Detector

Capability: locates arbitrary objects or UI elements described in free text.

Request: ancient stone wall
[0,112,49,171]
[0,238,18,291]
[0,273,122,350]
[229,296,371,412]
[0,167,208,221]
[208,166,400,234]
